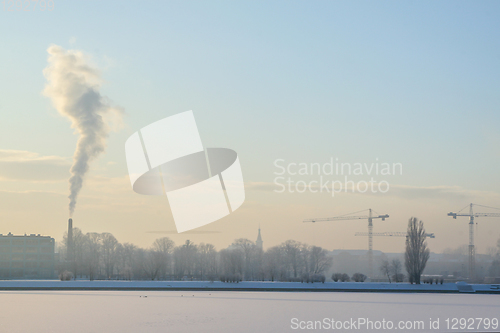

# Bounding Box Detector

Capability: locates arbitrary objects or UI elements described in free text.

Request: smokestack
[67,218,73,262]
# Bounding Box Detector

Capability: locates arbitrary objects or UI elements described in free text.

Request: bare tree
[73,229,88,278]
[380,260,391,283]
[405,217,430,284]
[390,259,404,282]
[220,248,244,277]
[61,227,87,279]
[84,233,102,281]
[101,233,119,279]
[152,237,175,279]
[308,246,333,275]
[142,249,163,280]
[232,239,257,280]
[282,240,304,278]
[198,243,217,280]
[117,242,138,280]
[264,246,282,281]
[173,240,198,279]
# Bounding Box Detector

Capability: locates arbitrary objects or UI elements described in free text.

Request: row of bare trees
[59,217,435,283]
[60,230,333,281]
[263,240,332,282]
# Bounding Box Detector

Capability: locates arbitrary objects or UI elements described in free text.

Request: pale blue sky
[1,1,500,251]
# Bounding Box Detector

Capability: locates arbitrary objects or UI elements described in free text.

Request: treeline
[60,229,333,281]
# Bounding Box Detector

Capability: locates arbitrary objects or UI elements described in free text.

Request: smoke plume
[43,45,123,216]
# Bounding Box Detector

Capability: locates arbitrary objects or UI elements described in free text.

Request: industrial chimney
[67,218,73,262]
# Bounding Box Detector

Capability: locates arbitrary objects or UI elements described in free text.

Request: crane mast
[448,203,500,281]
[469,204,475,282]
[304,208,389,278]
[368,209,373,278]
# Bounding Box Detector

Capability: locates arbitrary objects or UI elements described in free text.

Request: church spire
[256,226,263,250]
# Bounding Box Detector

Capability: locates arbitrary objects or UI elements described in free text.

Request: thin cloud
[0,189,66,196]
[245,181,499,201]
[0,149,70,182]
[246,181,276,191]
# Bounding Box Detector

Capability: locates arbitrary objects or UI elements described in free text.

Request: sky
[1,0,500,254]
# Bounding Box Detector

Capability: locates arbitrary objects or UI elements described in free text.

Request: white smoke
[43,45,123,216]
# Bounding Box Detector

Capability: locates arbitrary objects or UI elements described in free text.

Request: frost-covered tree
[391,259,404,282]
[308,246,333,275]
[101,233,119,279]
[405,217,430,284]
[152,237,175,279]
[379,260,392,283]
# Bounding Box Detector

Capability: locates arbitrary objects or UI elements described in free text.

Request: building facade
[0,233,56,279]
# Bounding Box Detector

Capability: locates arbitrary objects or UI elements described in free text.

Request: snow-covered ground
[0,290,498,332]
[0,279,499,293]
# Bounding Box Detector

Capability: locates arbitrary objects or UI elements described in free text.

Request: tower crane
[448,203,500,280]
[304,208,389,277]
[355,231,435,238]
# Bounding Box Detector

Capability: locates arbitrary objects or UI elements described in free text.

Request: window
[12,262,23,268]
[25,262,37,268]
[12,254,23,261]
[41,254,54,261]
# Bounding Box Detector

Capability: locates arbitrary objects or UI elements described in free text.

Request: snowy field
[0,290,498,333]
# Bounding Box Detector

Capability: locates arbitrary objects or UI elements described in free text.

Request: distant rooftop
[0,232,53,239]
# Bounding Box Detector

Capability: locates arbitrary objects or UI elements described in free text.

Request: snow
[0,290,498,332]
